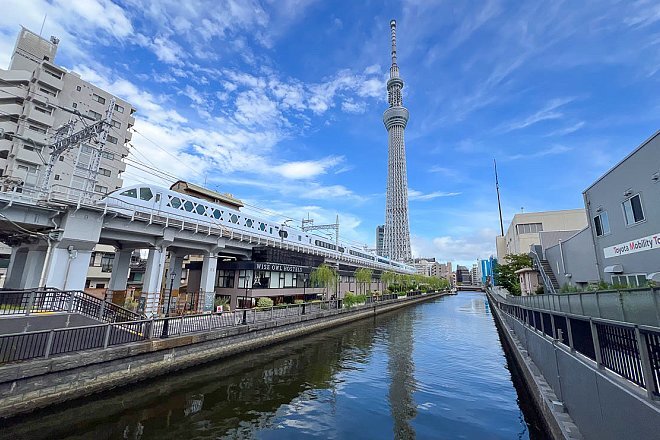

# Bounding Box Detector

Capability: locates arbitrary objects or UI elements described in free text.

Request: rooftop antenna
[494,159,504,236]
[39,14,47,37]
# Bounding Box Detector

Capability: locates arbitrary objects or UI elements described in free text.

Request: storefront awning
[604,265,623,273]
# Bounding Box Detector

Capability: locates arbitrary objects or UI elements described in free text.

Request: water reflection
[4,293,547,439]
[387,310,417,439]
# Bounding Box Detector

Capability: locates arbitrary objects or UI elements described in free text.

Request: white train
[100,184,415,274]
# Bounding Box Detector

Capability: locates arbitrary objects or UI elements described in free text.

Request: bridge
[0,184,414,315]
[456,284,484,292]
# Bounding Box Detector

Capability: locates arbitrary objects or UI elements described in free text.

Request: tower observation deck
[383,19,412,262]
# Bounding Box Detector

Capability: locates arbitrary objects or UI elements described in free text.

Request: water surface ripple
[4,292,548,439]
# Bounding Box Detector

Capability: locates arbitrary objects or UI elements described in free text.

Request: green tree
[381,271,396,292]
[494,254,533,296]
[355,268,373,295]
[310,264,337,300]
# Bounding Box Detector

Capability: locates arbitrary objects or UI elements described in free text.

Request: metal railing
[0,290,142,323]
[491,294,660,400]
[503,287,660,327]
[0,292,437,364]
[530,246,556,294]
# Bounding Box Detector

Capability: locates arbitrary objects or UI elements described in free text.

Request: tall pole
[494,159,504,236]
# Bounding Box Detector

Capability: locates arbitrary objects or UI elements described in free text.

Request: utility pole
[494,159,504,236]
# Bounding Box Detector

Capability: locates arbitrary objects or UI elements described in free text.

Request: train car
[99,184,415,273]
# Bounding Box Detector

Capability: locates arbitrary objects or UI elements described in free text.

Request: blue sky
[1,1,659,267]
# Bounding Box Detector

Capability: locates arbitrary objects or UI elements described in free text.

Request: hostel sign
[603,232,660,259]
[254,262,304,273]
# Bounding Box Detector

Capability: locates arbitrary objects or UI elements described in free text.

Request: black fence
[0,292,438,364]
[495,297,660,400]
[0,290,142,323]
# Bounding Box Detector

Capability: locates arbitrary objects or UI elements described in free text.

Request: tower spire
[390,19,399,78]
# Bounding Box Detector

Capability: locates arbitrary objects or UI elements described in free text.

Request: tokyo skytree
[383,19,412,262]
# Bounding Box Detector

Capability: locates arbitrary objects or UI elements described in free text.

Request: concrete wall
[0,292,445,418]
[545,227,600,288]
[490,293,660,440]
[584,131,660,282]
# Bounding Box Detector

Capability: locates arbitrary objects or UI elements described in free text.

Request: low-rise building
[543,130,660,289]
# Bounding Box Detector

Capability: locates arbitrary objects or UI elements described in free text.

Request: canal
[3,292,548,439]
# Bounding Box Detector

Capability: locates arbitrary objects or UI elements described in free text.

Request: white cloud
[409,189,461,201]
[504,145,572,161]
[273,156,344,179]
[501,97,575,132]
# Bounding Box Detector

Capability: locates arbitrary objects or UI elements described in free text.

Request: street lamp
[161,270,176,338]
[242,275,250,325]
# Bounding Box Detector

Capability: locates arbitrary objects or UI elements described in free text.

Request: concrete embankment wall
[488,292,660,440]
[0,293,444,418]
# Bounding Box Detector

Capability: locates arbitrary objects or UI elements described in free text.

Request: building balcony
[0,70,31,83]
[35,69,64,91]
[25,105,54,127]
[124,131,132,142]
[0,102,24,117]
[16,146,45,166]
[0,120,19,135]
[128,115,135,127]
[0,85,28,100]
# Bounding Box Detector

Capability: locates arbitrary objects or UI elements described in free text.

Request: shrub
[256,297,274,308]
[343,293,367,307]
[294,299,304,304]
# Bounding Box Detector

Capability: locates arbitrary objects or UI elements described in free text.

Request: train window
[258,222,266,231]
[245,219,253,228]
[183,201,194,212]
[230,214,239,224]
[195,204,206,215]
[169,197,181,208]
[155,194,161,202]
[120,189,137,198]
[212,209,221,219]
[139,187,153,201]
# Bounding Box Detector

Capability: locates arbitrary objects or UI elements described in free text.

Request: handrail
[0,291,438,364]
[529,247,556,294]
[489,291,660,400]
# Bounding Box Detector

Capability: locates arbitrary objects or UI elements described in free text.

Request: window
[101,151,115,160]
[39,86,57,97]
[612,274,647,288]
[238,270,252,288]
[115,104,125,113]
[28,124,47,134]
[44,68,62,80]
[95,185,108,194]
[623,194,644,226]
[72,103,77,108]
[100,254,114,272]
[92,94,106,104]
[88,110,102,120]
[120,188,138,198]
[54,174,60,180]
[76,85,81,91]
[98,167,111,177]
[516,223,543,234]
[593,211,610,237]
[139,187,153,201]
[168,196,181,208]
[106,135,118,144]
[59,156,64,161]
[216,270,235,288]
[111,119,121,128]
[34,105,52,115]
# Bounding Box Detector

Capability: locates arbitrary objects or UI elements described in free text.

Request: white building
[495,209,587,261]
[0,27,135,195]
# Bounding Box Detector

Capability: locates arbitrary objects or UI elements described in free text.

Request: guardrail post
[103,324,112,348]
[148,317,155,338]
[242,309,247,325]
[550,314,556,339]
[178,316,184,335]
[66,292,74,313]
[590,319,603,366]
[566,317,574,350]
[653,287,660,325]
[635,327,657,400]
[44,329,55,359]
[98,299,106,321]
[25,290,36,316]
[302,303,306,315]
[595,291,602,318]
[270,306,274,320]
[207,313,213,331]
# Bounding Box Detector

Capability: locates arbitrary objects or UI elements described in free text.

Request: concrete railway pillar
[4,247,28,289]
[168,252,185,294]
[142,247,168,316]
[200,253,218,312]
[107,249,134,304]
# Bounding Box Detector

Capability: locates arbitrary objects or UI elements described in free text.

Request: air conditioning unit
[623,189,632,197]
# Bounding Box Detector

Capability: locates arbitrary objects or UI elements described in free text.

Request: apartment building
[0,27,135,195]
